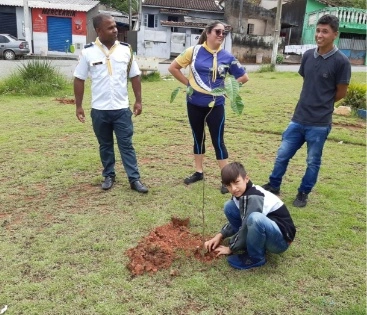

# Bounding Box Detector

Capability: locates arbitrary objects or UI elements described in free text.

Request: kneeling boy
[204,162,296,270]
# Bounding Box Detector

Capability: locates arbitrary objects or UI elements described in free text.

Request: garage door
[0,12,17,37]
[47,16,72,52]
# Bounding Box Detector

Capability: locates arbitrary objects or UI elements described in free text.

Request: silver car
[0,34,30,60]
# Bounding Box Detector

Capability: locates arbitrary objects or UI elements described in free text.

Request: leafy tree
[99,0,139,14]
[329,0,366,9]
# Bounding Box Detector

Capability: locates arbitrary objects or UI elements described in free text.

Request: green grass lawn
[0,71,365,314]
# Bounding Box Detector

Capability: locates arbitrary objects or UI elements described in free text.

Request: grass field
[0,71,366,314]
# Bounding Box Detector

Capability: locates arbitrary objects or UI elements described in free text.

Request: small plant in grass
[339,82,366,111]
[276,54,284,64]
[141,71,161,82]
[257,64,276,73]
[0,59,67,96]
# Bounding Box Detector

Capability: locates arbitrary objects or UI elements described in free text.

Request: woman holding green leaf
[168,21,249,194]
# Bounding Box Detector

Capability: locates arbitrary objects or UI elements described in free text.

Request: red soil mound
[126,217,217,276]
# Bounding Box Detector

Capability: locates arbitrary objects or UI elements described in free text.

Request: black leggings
[187,102,228,160]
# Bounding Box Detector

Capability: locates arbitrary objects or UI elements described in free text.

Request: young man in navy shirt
[263,14,351,207]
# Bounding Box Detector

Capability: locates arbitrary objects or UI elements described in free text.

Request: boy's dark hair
[317,14,339,32]
[93,13,112,30]
[221,162,247,186]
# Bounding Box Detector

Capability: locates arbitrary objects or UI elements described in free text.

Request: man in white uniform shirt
[74,13,148,193]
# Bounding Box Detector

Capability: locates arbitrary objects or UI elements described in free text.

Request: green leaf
[224,76,239,101]
[186,86,194,97]
[210,87,226,96]
[231,94,244,115]
[208,100,215,107]
[170,87,181,103]
[224,75,243,115]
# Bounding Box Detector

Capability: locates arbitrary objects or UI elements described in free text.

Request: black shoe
[220,184,229,194]
[293,192,308,207]
[102,176,115,190]
[262,183,280,195]
[130,180,148,193]
[184,172,204,185]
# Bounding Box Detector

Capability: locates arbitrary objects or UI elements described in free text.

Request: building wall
[86,6,99,43]
[248,18,267,35]
[281,0,307,45]
[224,0,275,34]
[137,6,223,58]
[31,8,90,54]
[305,0,326,14]
[15,7,27,39]
[224,0,276,62]
[232,33,283,63]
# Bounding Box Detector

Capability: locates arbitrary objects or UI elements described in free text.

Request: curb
[24,54,78,61]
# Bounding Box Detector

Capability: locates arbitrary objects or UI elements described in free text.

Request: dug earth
[126,217,218,276]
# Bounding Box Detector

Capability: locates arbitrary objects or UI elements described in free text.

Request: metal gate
[339,33,366,65]
[0,10,17,37]
[170,33,185,56]
[47,17,72,52]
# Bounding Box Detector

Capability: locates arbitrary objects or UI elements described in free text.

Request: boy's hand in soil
[214,245,232,257]
[204,233,223,252]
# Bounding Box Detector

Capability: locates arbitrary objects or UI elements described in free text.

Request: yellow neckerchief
[202,41,222,82]
[95,37,118,75]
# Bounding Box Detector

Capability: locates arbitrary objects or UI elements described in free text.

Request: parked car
[0,34,30,60]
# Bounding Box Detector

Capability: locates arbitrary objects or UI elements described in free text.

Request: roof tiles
[142,0,223,12]
[0,0,99,11]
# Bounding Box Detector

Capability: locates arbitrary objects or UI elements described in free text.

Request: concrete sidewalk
[1,54,365,80]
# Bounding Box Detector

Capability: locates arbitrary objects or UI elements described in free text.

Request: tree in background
[333,0,366,9]
[99,0,140,13]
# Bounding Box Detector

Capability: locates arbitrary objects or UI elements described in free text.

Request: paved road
[0,58,365,79]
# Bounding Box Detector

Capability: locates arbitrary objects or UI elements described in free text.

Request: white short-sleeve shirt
[73,41,141,110]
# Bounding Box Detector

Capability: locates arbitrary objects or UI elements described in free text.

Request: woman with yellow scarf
[168,21,249,194]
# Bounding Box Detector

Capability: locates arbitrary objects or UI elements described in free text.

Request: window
[247,23,254,35]
[168,16,178,32]
[0,35,9,43]
[144,14,158,28]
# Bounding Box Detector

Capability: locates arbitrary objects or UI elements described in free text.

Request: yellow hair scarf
[95,37,118,75]
[202,41,222,82]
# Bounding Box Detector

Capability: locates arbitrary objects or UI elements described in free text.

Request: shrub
[0,59,68,96]
[276,54,284,64]
[257,64,276,73]
[141,71,161,82]
[340,82,366,110]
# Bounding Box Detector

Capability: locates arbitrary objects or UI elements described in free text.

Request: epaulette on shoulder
[84,42,94,48]
[120,41,130,47]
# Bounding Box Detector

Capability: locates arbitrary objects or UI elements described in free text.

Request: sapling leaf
[210,87,226,96]
[231,94,244,115]
[186,86,194,97]
[225,75,244,115]
[170,87,181,103]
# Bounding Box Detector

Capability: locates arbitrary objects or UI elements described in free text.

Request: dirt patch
[333,121,366,131]
[126,217,218,276]
[55,97,75,104]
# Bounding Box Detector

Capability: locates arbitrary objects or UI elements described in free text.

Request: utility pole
[23,0,33,53]
[271,0,283,65]
[238,0,244,34]
[129,0,132,30]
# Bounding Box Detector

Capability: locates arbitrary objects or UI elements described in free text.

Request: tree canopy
[329,0,366,9]
[99,0,139,14]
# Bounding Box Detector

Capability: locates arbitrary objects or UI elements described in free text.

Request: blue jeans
[269,121,331,193]
[91,108,140,183]
[224,200,289,261]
